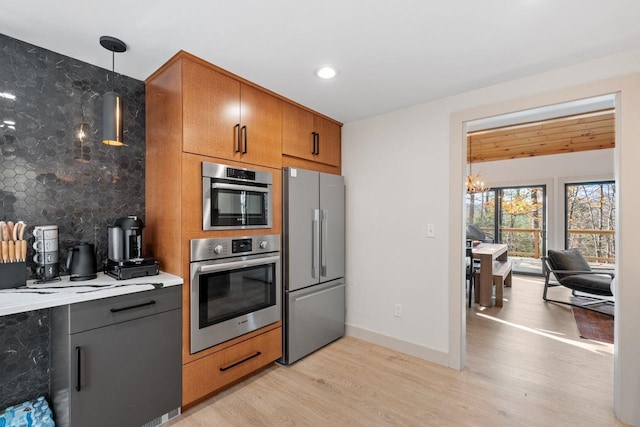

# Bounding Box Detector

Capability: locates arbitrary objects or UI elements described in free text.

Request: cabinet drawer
[183,326,282,406]
[67,285,181,333]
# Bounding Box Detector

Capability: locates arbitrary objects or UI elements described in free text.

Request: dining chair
[465,242,480,307]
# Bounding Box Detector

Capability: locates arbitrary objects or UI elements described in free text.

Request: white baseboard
[345,324,449,366]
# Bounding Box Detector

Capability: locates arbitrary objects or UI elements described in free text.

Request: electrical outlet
[394,303,402,317]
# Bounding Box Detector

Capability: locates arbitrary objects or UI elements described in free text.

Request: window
[466,185,546,275]
[565,181,615,265]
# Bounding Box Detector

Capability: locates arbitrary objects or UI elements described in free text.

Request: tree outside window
[565,181,615,265]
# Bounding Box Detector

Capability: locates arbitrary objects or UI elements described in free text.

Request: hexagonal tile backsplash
[0,33,147,409]
[0,34,146,278]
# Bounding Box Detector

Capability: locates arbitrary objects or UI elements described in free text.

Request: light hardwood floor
[167,276,624,426]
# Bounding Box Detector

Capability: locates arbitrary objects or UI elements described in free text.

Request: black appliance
[66,242,97,281]
[105,216,159,280]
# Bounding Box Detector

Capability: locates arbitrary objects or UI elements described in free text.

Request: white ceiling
[2,0,640,123]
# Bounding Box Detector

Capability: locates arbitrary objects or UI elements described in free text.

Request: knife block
[0,262,27,289]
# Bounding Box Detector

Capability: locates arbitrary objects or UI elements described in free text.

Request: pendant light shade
[100,36,127,146]
[102,91,123,146]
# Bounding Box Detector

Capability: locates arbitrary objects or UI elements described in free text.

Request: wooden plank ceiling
[467,109,615,163]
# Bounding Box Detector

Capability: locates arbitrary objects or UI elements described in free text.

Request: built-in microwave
[202,161,273,231]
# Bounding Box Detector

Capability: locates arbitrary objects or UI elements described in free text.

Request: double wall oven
[191,161,279,354]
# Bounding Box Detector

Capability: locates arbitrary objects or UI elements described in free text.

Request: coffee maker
[105,216,159,280]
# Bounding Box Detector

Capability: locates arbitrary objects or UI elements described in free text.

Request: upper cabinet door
[182,58,281,168]
[182,58,241,160]
[282,102,341,167]
[282,102,316,162]
[236,84,282,168]
[313,116,341,167]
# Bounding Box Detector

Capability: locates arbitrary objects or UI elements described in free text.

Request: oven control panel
[190,234,280,262]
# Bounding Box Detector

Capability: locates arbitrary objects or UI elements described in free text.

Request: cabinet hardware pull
[110,300,156,313]
[311,132,317,155]
[241,125,248,153]
[76,346,82,392]
[219,351,262,372]
[234,123,241,152]
[316,132,320,155]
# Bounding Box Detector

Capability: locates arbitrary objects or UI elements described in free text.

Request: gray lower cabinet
[51,286,182,427]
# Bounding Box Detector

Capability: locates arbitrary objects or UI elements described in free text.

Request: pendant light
[100,36,127,146]
[466,140,489,194]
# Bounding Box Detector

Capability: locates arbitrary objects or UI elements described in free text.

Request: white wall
[343,99,452,362]
[342,48,640,424]
[475,149,614,184]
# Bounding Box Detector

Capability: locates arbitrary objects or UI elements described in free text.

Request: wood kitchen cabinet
[182,325,282,407]
[282,102,341,167]
[146,50,341,409]
[181,56,282,169]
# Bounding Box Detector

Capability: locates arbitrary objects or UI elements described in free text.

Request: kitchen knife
[17,221,26,240]
[0,221,7,242]
[8,240,15,262]
[6,221,14,243]
[12,221,19,242]
[17,222,27,262]
[21,240,27,262]
[1,241,7,263]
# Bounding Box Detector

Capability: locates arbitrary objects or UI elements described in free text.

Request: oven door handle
[196,255,280,274]
[211,182,269,193]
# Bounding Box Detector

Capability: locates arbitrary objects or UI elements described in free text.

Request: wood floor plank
[167,276,625,426]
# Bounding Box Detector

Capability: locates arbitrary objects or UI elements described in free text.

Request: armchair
[542,248,614,315]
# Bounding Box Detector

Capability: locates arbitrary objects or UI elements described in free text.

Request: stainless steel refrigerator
[280,167,345,365]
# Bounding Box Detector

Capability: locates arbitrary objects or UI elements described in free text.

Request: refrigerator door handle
[312,209,320,278]
[320,209,328,277]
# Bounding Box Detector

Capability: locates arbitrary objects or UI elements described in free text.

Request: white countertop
[0,271,183,316]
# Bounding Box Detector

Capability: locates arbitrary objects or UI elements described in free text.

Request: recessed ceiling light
[316,66,337,79]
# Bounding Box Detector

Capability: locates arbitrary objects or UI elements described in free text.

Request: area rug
[571,297,614,344]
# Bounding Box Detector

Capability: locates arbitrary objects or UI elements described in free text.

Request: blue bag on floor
[0,396,55,427]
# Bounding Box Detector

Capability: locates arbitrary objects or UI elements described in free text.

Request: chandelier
[466,141,490,194]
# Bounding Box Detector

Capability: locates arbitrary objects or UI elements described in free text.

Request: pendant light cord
[111,50,115,91]
[469,141,473,176]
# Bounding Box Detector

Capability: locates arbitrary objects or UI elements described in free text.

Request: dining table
[472,243,509,307]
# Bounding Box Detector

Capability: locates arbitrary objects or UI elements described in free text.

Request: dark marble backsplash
[0,33,146,409]
[0,310,50,409]
[0,33,146,277]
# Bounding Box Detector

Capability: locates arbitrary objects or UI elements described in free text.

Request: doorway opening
[457,93,618,415]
